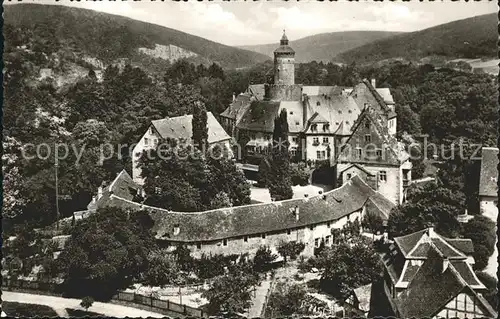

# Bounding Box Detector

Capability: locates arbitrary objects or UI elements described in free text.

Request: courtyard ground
[250,184,332,203]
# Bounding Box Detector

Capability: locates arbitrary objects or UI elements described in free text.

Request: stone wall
[163,209,364,258]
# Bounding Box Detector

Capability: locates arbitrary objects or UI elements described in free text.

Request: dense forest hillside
[240,31,400,63]
[336,13,497,64]
[4,4,270,69]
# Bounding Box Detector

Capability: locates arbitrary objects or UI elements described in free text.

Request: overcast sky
[19,0,498,46]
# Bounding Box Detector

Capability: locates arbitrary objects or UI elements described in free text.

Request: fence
[2,279,206,317]
[112,291,206,317]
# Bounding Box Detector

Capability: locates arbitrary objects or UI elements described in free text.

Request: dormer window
[323,124,330,131]
[173,225,180,236]
[311,124,318,132]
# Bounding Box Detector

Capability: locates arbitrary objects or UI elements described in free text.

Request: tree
[192,101,208,151]
[277,241,305,263]
[80,296,94,311]
[462,216,496,271]
[268,109,293,201]
[319,236,381,300]
[361,211,385,235]
[388,182,462,238]
[289,162,310,186]
[267,282,308,316]
[253,246,277,272]
[202,270,258,315]
[56,207,157,300]
[144,249,184,287]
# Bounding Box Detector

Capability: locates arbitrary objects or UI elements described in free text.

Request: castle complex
[220,32,411,204]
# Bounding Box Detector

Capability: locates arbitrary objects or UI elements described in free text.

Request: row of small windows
[311,124,330,132]
[312,137,329,145]
[192,220,350,249]
[346,171,386,181]
[144,138,158,147]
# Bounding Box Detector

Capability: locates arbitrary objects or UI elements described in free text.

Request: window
[155,187,162,194]
[323,124,330,131]
[223,239,228,246]
[261,233,266,239]
[290,111,294,115]
[380,171,387,182]
[287,229,291,235]
[316,101,321,106]
[154,139,158,148]
[244,236,248,242]
[348,110,352,113]
[347,173,352,179]
[197,243,202,249]
[365,135,371,143]
[338,110,342,114]
[144,137,149,146]
[327,222,331,228]
[292,137,298,143]
[314,238,320,248]
[323,137,329,144]
[295,121,300,125]
[325,235,331,246]
[356,148,362,159]
[313,137,319,145]
[317,150,326,160]
[335,122,339,126]
[346,121,350,125]
[365,121,370,129]
[376,149,382,157]
[311,124,318,132]
[290,150,297,157]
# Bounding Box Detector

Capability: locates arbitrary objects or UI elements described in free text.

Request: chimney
[97,186,103,200]
[295,206,300,221]
[426,227,435,238]
[91,196,96,204]
[371,78,376,88]
[232,92,236,102]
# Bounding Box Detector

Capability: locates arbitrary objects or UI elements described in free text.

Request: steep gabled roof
[87,170,139,211]
[236,101,281,132]
[479,147,498,197]
[396,244,495,318]
[151,112,230,144]
[220,94,252,122]
[349,79,396,119]
[336,107,408,166]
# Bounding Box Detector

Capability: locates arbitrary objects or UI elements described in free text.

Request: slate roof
[236,101,281,132]
[151,112,230,144]
[248,84,266,101]
[99,175,394,243]
[87,170,139,211]
[395,244,496,318]
[280,101,305,133]
[479,147,498,197]
[305,94,361,134]
[220,94,252,121]
[349,80,396,119]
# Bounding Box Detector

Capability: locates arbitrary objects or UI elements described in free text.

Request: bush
[277,241,306,263]
[253,246,277,272]
[267,282,308,316]
[289,163,310,186]
[476,272,498,309]
[80,296,94,310]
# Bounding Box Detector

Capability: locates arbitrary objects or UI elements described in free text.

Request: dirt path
[2,291,166,318]
[247,280,271,318]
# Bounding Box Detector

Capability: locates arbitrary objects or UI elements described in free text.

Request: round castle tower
[273,30,295,85]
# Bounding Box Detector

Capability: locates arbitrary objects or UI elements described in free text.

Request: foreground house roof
[151,112,230,144]
[382,227,485,293]
[479,147,498,197]
[96,175,394,243]
[394,243,497,318]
